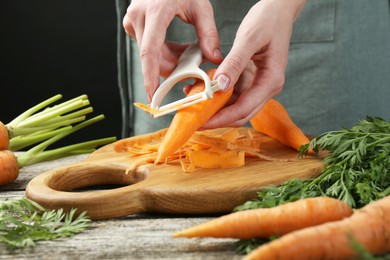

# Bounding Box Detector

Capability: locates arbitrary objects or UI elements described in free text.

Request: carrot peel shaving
[117,128,285,173]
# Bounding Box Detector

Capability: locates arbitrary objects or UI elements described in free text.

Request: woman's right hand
[203,0,307,129]
[123,0,223,102]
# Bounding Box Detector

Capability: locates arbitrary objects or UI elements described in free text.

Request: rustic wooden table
[0,155,241,260]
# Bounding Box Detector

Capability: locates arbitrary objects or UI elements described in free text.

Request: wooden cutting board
[26,128,324,220]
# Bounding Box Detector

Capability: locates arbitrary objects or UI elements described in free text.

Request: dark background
[0,1,122,147]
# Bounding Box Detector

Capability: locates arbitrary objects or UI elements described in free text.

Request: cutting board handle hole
[47,164,150,192]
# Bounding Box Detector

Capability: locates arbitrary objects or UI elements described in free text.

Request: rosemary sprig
[0,198,90,250]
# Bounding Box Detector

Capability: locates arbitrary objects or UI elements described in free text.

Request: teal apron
[116,0,390,137]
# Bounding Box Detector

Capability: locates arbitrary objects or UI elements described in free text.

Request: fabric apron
[116,0,390,137]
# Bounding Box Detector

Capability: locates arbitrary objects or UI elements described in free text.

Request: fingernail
[216,74,231,92]
[213,48,221,59]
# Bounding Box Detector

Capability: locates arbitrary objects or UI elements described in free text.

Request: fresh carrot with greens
[0,94,117,186]
[1,94,93,151]
[250,99,311,153]
[0,115,116,186]
[244,195,390,260]
[173,197,353,239]
[155,68,233,163]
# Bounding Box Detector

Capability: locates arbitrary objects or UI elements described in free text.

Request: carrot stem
[18,137,116,167]
[1,94,116,186]
[24,95,88,124]
[16,100,89,128]
[6,94,63,130]
[4,95,94,151]
[9,127,72,151]
[10,116,87,137]
[16,115,116,168]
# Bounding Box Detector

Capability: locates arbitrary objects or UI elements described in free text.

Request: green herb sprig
[0,198,90,250]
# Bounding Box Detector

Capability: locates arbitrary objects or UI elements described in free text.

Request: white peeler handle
[150,43,213,110]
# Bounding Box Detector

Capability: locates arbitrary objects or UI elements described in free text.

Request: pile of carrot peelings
[116,128,284,173]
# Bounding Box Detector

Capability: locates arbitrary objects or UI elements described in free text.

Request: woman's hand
[203,0,307,129]
[123,0,222,102]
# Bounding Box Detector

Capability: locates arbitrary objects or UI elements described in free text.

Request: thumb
[213,45,252,92]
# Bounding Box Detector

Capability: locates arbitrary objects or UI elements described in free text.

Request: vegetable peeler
[149,43,221,118]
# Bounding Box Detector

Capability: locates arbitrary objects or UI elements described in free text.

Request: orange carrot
[155,68,234,162]
[250,99,311,153]
[0,121,10,150]
[244,195,390,260]
[173,197,353,239]
[187,149,245,169]
[0,150,19,186]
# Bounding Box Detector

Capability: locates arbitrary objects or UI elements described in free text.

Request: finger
[122,15,136,38]
[200,99,261,129]
[159,44,179,78]
[201,95,268,130]
[223,65,256,107]
[159,43,190,78]
[202,79,277,129]
[141,9,175,101]
[213,42,254,93]
[190,2,222,64]
[123,3,145,40]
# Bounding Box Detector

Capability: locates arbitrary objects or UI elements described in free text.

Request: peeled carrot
[0,150,19,186]
[250,99,311,152]
[156,68,234,162]
[173,197,353,239]
[0,121,10,150]
[244,195,390,260]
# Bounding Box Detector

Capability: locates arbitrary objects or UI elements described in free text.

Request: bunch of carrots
[128,68,311,172]
[173,195,390,259]
[0,94,116,186]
